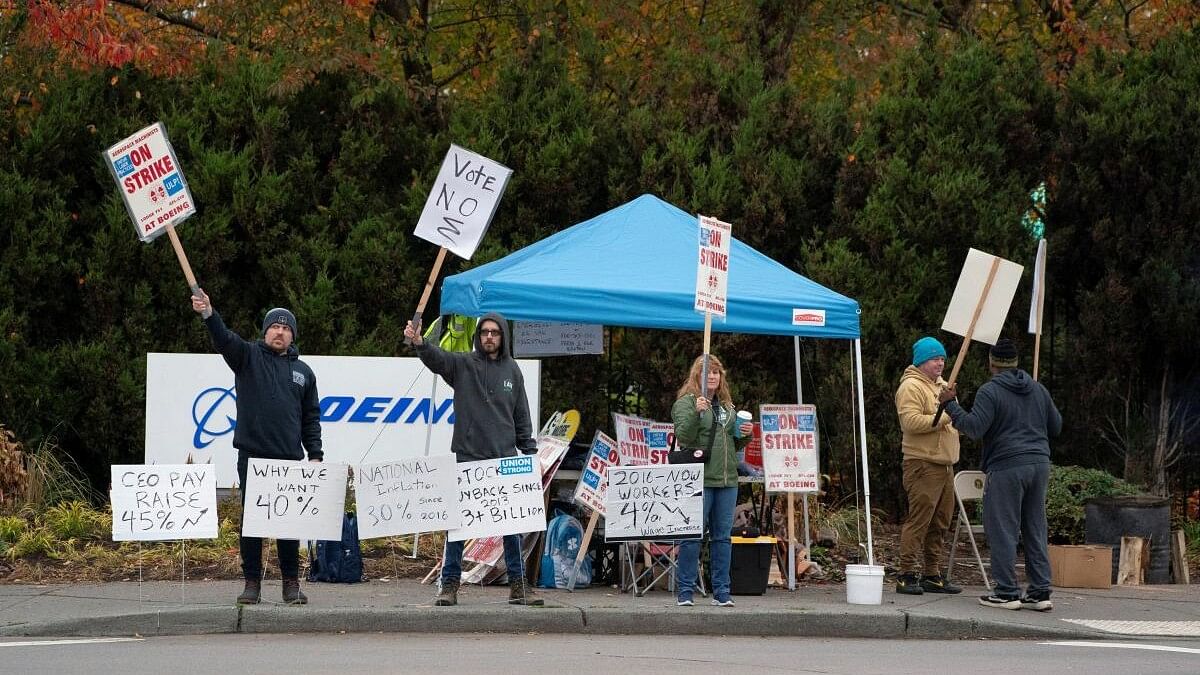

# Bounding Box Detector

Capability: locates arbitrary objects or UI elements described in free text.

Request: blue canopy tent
[439,194,877,575]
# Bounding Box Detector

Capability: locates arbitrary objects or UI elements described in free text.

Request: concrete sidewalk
[1,579,1198,640]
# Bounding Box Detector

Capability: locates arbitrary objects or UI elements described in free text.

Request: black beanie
[989,338,1018,368]
[262,308,298,340]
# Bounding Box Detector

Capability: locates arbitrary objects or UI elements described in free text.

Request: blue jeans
[441,534,525,584]
[677,486,737,600]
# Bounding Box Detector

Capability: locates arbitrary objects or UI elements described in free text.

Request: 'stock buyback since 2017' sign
[447,456,547,542]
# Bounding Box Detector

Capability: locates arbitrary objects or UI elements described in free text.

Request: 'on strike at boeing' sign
[145,353,540,488]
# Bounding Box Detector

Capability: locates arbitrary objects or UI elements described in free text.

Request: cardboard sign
[604,465,703,542]
[241,459,347,541]
[354,455,459,539]
[612,413,674,466]
[448,456,547,542]
[110,465,217,541]
[413,144,512,260]
[573,430,619,515]
[104,122,196,242]
[144,353,540,488]
[941,248,1024,345]
[760,404,819,493]
[513,322,604,357]
[694,215,732,317]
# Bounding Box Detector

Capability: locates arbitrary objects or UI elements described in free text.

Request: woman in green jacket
[670,354,752,607]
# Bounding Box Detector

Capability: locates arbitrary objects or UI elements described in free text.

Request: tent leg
[853,339,874,566]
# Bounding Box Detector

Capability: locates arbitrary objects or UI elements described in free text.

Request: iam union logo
[192,386,237,450]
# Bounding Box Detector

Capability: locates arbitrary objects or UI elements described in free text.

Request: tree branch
[110,0,260,51]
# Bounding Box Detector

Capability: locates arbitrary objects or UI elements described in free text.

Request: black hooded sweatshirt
[203,310,323,462]
[945,368,1061,473]
[414,312,537,462]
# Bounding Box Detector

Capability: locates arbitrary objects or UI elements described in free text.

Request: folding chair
[947,470,991,589]
[620,541,707,597]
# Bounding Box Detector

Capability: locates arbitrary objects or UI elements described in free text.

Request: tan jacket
[895,365,960,465]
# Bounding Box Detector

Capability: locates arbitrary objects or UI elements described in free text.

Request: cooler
[729,535,776,595]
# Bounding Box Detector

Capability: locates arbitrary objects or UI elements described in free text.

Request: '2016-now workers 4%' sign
[759,404,820,493]
[104,122,196,242]
[604,465,704,542]
[145,353,539,488]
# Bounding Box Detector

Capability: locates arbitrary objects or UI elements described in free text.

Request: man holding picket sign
[404,313,542,606]
[191,290,323,605]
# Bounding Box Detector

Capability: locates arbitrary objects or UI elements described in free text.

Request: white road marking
[1043,641,1200,655]
[0,638,143,648]
[1062,619,1200,637]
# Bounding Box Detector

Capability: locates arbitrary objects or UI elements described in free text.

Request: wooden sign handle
[933,257,1001,426]
[407,247,449,345]
[1032,247,1046,381]
[165,223,200,294]
[566,510,600,592]
[700,311,713,397]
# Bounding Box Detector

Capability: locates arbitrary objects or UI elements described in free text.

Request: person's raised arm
[192,289,249,371]
[405,319,455,384]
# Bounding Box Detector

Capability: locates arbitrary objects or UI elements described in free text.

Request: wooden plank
[1118,536,1145,586]
[1171,529,1191,585]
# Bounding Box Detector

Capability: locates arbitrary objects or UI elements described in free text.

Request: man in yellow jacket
[894,336,962,595]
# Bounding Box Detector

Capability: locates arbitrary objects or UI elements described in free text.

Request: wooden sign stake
[1032,248,1046,381]
[566,510,600,592]
[407,246,449,344]
[933,257,1001,426]
[165,223,200,294]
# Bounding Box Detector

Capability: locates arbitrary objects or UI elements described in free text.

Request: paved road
[2,634,1198,674]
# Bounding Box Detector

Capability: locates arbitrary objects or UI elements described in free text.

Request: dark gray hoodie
[945,368,1061,473]
[414,312,537,462]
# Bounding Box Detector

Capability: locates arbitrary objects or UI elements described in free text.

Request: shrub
[0,515,26,543]
[8,527,56,558]
[1046,465,1140,544]
[43,500,106,541]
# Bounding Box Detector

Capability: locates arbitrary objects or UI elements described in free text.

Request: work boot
[236,578,261,605]
[435,579,460,606]
[508,578,543,606]
[282,578,308,605]
[895,572,924,595]
[920,574,963,594]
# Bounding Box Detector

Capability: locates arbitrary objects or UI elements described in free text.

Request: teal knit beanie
[912,336,947,366]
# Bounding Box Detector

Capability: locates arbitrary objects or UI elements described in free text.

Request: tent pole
[792,336,811,590]
[853,338,874,566]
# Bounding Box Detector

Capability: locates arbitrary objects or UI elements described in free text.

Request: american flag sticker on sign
[792,309,826,327]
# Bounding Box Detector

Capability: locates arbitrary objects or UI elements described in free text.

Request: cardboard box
[1049,544,1112,588]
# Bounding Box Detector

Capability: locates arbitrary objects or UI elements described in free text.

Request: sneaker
[1020,591,1053,612]
[921,575,963,594]
[281,578,308,605]
[676,595,694,607]
[895,572,924,595]
[508,578,544,606]
[979,593,1022,610]
[711,597,736,607]
[434,579,460,607]
[236,578,261,605]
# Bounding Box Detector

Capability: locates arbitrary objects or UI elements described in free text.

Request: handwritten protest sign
[513,322,604,357]
[355,455,459,539]
[573,431,619,515]
[760,404,819,493]
[694,215,732,317]
[104,122,196,243]
[448,456,547,542]
[604,465,703,542]
[413,144,512,260]
[242,459,347,541]
[110,465,217,541]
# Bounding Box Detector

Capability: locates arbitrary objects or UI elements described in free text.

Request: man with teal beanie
[894,336,961,595]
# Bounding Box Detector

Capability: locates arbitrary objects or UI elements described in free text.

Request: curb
[1,605,1115,640]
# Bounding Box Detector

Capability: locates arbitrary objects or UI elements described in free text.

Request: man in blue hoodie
[192,290,323,606]
[939,338,1061,612]
[404,313,541,607]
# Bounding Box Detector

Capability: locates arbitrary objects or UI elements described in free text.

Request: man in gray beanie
[191,289,323,606]
[940,338,1061,611]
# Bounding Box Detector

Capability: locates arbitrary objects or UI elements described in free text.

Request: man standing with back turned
[192,290,323,606]
[940,338,1062,611]
[895,336,962,595]
[404,313,541,607]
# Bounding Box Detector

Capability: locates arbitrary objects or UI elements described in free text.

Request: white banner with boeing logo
[145,353,540,488]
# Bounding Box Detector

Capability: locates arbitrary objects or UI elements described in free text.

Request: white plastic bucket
[845,564,885,605]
